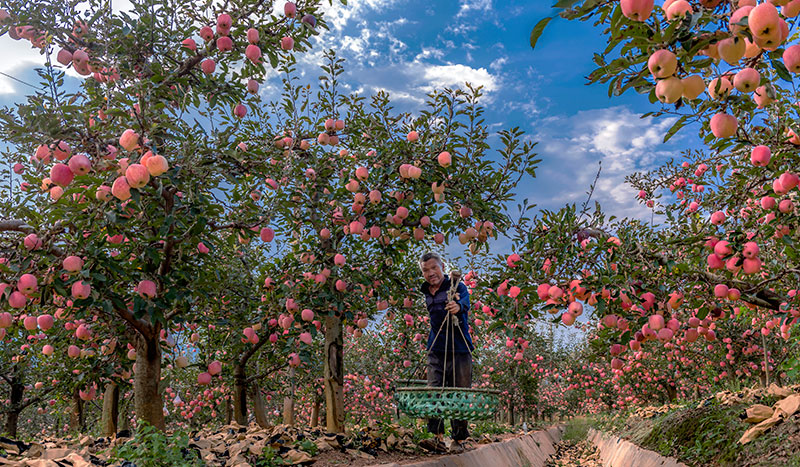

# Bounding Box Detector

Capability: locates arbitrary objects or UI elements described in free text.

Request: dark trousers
[427,351,472,441]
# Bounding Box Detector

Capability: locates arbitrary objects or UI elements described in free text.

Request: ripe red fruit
[750,145,771,166]
[201,59,216,74]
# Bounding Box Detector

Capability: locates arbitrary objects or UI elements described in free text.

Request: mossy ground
[589,398,800,467]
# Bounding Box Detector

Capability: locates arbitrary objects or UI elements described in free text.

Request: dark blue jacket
[421,276,474,354]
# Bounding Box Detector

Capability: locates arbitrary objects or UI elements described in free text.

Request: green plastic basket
[394,386,501,421]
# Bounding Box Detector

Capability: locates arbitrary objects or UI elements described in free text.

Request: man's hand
[446,293,460,315]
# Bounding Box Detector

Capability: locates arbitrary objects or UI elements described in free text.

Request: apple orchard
[0,0,798,443]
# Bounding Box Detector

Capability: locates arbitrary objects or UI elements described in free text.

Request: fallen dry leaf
[774,394,800,418]
[767,384,793,399]
[743,404,773,424]
[283,449,313,464]
[739,412,782,444]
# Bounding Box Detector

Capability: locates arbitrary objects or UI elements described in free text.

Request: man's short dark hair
[419,252,445,270]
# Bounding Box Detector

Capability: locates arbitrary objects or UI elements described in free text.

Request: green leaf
[663,115,688,143]
[530,16,554,50]
[772,59,793,82]
[553,0,581,7]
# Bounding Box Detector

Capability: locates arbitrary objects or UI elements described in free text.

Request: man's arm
[456,283,470,314]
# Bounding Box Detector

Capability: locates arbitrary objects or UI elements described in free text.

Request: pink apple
[647,49,677,78]
[18,273,38,294]
[260,227,275,242]
[438,151,452,167]
[125,164,149,188]
[145,155,169,176]
[710,113,737,138]
[733,67,760,92]
[119,129,139,151]
[334,254,345,266]
[247,28,259,43]
[707,77,732,100]
[742,257,762,274]
[50,163,74,187]
[718,36,745,65]
[749,2,780,39]
[198,372,212,385]
[216,36,232,52]
[71,281,91,300]
[199,26,213,42]
[138,280,157,298]
[216,13,232,35]
[245,44,261,63]
[655,76,683,104]
[37,314,53,330]
[234,104,247,118]
[648,314,665,331]
[710,211,726,225]
[75,324,91,340]
[284,2,297,17]
[620,0,654,21]
[779,172,799,191]
[681,75,705,100]
[53,141,71,160]
[68,154,91,175]
[201,59,216,74]
[96,185,112,201]
[23,316,37,331]
[750,145,771,166]
[24,233,42,250]
[57,48,73,65]
[181,38,196,51]
[8,291,26,308]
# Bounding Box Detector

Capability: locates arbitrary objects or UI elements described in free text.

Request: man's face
[421,259,444,287]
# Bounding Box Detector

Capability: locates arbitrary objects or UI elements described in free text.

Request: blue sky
[0,0,697,240]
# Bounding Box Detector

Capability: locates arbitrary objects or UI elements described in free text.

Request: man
[417,252,474,454]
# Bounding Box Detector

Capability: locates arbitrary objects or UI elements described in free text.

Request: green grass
[562,417,592,443]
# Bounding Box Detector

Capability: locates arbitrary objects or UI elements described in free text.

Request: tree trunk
[70,386,85,433]
[663,382,677,402]
[3,371,24,438]
[4,411,19,439]
[283,396,295,426]
[134,334,165,430]
[507,399,515,426]
[100,382,119,437]
[119,404,130,433]
[323,315,344,433]
[762,332,770,388]
[310,400,320,427]
[233,364,248,426]
[252,384,269,428]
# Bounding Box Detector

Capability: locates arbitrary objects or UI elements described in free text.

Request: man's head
[420,252,445,287]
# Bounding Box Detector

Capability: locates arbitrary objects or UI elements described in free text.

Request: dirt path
[545,438,603,467]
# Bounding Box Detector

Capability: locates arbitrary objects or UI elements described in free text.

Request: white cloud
[457,0,492,17]
[489,56,507,72]
[420,63,496,93]
[0,37,46,94]
[531,106,679,220]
